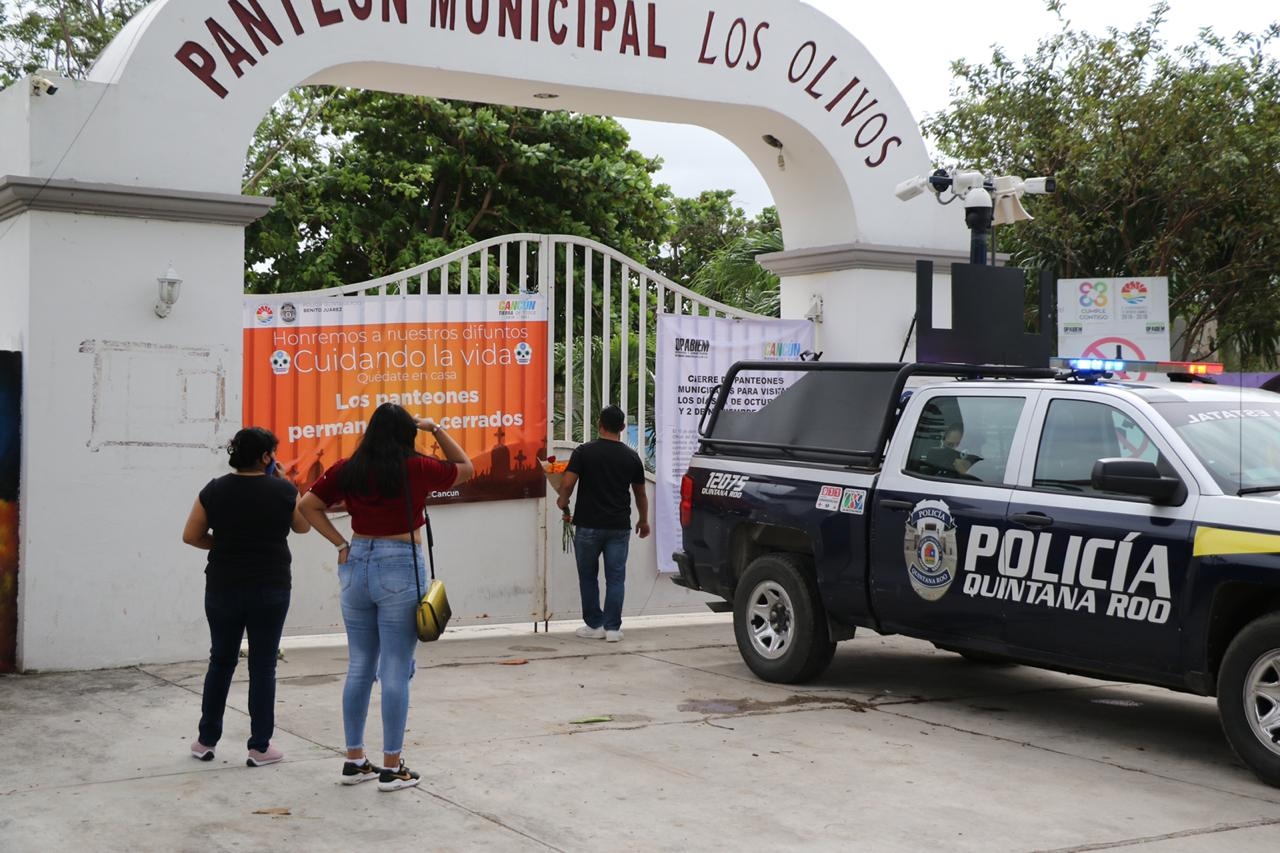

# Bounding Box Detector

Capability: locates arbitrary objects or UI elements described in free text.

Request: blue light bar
[1060,358,1126,372]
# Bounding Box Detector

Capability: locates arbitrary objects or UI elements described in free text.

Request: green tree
[924,1,1280,365]
[245,90,674,293]
[647,192,782,315]
[0,0,145,84]
[689,223,784,316]
[649,190,748,286]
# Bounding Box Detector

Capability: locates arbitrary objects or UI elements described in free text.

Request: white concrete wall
[16,211,243,670]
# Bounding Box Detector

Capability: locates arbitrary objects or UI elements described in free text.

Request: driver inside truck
[930,424,976,475]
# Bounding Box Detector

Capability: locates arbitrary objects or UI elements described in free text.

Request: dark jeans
[198,585,291,752]
[574,527,630,631]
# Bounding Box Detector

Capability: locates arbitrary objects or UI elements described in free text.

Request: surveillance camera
[1023,176,1056,195]
[31,76,58,96]
[894,175,931,202]
[963,186,993,210]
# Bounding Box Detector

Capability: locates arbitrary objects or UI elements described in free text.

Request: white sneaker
[575,626,605,639]
[605,630,623,643]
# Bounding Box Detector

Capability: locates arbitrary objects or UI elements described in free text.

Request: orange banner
[244,295,548,504]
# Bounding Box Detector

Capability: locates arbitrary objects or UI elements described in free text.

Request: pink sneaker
[190,740,215,761]
[246,745,284,767]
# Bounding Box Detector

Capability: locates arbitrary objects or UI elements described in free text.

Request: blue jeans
[339,538,424,756]
[199,585,291,752]
[574,527,630,631]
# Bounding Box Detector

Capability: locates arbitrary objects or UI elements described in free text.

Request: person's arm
[416,417,474,486]
[556,471,579,521]
[182,498,214,550]
[290,492,312,534]
[299,491,351,563]
[631,482,650,539]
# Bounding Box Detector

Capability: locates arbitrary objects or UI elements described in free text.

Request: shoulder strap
[402,459,436,599]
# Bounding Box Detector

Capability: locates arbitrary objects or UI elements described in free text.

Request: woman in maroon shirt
[299,403,473,791]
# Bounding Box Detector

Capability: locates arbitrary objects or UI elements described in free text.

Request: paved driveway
[1,614,1278,852]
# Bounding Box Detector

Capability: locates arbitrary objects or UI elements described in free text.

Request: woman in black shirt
[182,427,310,766]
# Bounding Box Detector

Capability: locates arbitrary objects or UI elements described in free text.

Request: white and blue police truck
[672,358,1280,787]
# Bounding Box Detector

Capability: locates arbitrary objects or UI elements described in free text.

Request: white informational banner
[655,315,814,573]
[1058,277,1170,378]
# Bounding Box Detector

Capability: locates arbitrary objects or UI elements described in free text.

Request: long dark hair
[339,403,421,496]
[227,427,277,471]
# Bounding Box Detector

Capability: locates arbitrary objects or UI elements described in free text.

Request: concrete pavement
[1,614,1279,852]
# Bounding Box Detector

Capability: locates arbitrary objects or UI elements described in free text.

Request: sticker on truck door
[840,489,866,514]
[903,499,959,601]
[816,485,843,511]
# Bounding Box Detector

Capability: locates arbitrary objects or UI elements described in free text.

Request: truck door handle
[1010,512,1054,527]
[881,499,913,511]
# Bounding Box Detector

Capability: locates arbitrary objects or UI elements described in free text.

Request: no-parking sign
[1058,278,1169,376]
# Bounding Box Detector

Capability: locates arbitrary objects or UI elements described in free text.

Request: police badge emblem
[902,499,959,601]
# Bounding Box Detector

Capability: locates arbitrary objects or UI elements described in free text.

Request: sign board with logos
[654,314,814,573]
[1058,278,1170,379]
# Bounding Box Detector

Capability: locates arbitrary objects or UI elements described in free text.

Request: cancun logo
[763,341,803,359]
[498,299,538,317]
[255,305,275,325]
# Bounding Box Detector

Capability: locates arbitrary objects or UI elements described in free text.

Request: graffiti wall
[0,352,19,672]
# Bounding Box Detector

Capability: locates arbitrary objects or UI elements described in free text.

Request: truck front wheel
[1217,612,1280,787]
[733,553,836,684]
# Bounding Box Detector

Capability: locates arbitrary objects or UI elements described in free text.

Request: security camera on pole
[894,168,1056,264]
[891,167,1060,367]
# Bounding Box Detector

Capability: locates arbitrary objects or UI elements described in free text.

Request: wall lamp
[762,134,786,171]
[154,265,183,318]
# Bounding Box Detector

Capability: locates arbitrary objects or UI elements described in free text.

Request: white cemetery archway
[0,0,969,670]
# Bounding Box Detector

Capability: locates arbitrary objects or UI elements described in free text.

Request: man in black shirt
[556,405,649,642]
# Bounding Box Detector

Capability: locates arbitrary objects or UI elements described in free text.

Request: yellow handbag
[406,475,450,643]
[416,578,451,643]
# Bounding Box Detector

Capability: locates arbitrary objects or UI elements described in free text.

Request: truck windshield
[1150,401,1280,494]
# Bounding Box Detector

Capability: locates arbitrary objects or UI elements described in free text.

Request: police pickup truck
[672,358,1280,787]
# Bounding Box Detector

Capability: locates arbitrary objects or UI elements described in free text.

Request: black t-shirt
[566,439,645,530]
[199,474,298,590]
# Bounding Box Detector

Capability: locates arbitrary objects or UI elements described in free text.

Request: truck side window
[905,396,1025,484]
[1033,399,1169,494]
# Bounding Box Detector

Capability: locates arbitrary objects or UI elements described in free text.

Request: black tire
[732,553,836,684]
[1217,612,1280,788]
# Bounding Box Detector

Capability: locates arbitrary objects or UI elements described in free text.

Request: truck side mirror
[1091,458,1183,504]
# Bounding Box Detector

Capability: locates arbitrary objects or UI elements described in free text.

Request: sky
[619,0,1276,216]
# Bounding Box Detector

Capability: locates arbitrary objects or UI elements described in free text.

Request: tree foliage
[244,89,674,293]
[924,1,1280,365]
[0,0,145,84]
[648,190,748,285]
[648,191,782,314]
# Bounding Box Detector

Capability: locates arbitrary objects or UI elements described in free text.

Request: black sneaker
[340,759,381,785]
[377,760,421,792]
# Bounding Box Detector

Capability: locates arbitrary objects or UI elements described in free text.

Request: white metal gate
[291,233,774,627]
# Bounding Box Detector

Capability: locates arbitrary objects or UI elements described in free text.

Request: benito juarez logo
[902,499,959,601]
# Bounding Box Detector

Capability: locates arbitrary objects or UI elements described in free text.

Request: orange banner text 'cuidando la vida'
[244,294,547,505]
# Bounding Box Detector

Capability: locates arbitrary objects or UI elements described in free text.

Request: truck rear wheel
[733,553,835,684]
[1217,612,1280,787]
